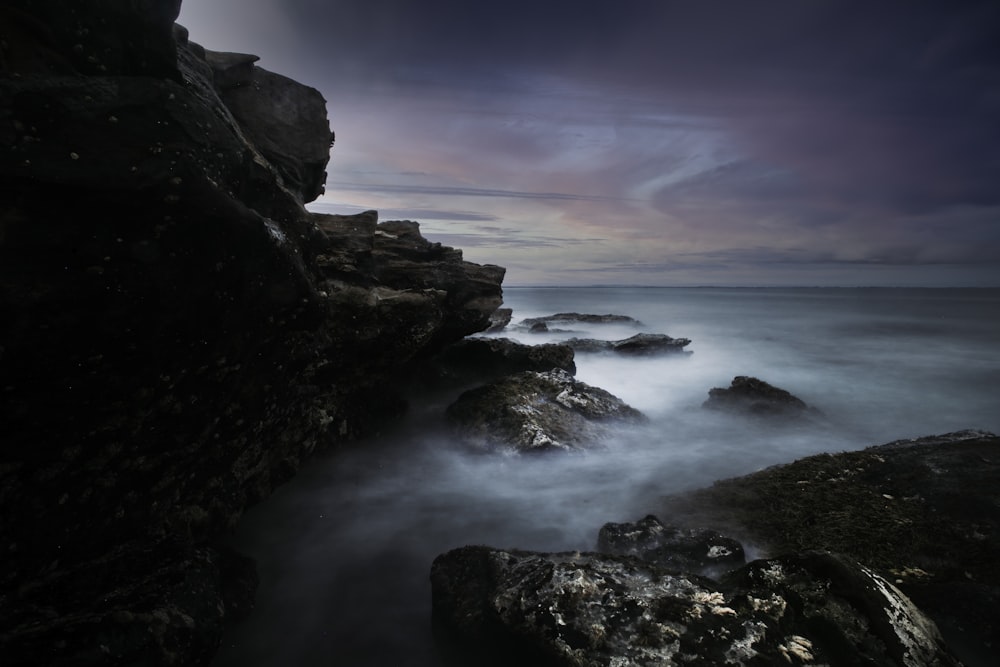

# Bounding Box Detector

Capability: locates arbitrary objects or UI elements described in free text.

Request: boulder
[431,546,959,667]
[703,376,817,417]
[597,514,745,575]
[660,430,1000,667]
[446,369,643,453]
[566,333,691,355]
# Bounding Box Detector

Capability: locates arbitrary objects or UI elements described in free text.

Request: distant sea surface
[212,287,1000,666]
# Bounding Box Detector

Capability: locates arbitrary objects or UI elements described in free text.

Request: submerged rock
[566,333,691,355]
[446,369,643,453]
[431,546,959,667]
[597,514,745,574]
[703,375,817,417]
[520,312,643,327]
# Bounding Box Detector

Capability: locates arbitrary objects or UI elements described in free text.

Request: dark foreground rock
[0,4,503,664]
[446,369,643,453]
[660,430,1000,667]
[431,546,959,667]
[566,333,691,355]
[703,375,818,418]
[597,514,745,575]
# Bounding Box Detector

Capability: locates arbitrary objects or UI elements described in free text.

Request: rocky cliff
[0,2,503,664]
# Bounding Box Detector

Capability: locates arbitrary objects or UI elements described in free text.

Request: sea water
[211,287,1000,666]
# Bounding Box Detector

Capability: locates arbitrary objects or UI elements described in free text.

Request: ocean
[211,287,1000,666]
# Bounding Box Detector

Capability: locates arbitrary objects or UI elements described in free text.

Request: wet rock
[661,430,1000,667]
[446,369,643,453]
[431,546,959,667]
[485,307,513,333]
[424,337,575,387]
[566,333,691,355]
[597,514,745,575]
[703,375,817,417]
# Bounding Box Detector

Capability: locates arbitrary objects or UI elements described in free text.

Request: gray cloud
[326,181,631,203]
[181,0,1000,285]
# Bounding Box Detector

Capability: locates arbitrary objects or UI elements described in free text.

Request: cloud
[325,181,630,203]
[181,0,1000,286]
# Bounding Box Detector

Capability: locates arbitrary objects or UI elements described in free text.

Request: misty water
[211,287,1000,666]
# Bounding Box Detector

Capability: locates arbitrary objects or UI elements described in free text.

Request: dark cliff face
[0,2,503,663]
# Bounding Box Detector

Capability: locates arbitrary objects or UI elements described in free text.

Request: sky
[179,1,1000,286]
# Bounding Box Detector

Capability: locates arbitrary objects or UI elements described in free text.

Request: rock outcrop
[204,47,333,203]
[423,337,576,387]
[446,369,643,454]
[703,375,818,418]
[565,333,691,355]
[485,307,513,332]
[660,430,1000,667]
[431,546,960,667]
[0,3,503,664]
[597,514,745,575]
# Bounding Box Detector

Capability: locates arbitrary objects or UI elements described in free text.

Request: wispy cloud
[181,0,1000,286]
[325,181,631,203]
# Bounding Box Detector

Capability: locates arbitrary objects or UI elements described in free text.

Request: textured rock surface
[485,307,513,332]
[424,337,576,387]
[431,546,960,667]
[446,369,643,453]
[661,430,1000,667]
[597,514,745,575]
[703,375,818,418]
[565,333,691,355]
[207,48,333,203]
[0,4,504,664]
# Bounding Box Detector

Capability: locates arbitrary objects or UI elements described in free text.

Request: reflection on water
[212,288,1000,666]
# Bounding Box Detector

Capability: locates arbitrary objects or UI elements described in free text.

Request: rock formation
[431,431,998,666]
[485,307,513,332]
[422,337,576,387]
[703,375,818,418]
[446,369,644,453]
[565,333,691,355]
[0,3,503,664]
[597,514,745,575]
[660,430,1000,667]
[431,546,960,667]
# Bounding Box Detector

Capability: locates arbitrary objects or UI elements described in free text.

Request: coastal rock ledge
[0,2,503,664]
[431,546,959,667]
